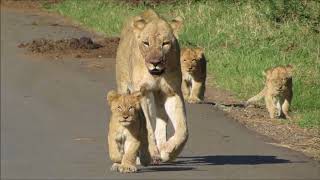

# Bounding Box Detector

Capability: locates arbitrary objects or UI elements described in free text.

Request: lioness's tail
[246,87,266,104]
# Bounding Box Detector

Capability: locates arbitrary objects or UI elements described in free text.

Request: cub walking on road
[180,48,207,103]
[107,87,150,173]
[246,65,293,119]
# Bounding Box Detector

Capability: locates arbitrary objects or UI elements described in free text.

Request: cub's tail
[246,87,266,105]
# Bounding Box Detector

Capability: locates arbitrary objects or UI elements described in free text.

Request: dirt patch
[205,83,320,160]
[18,37,119,70]
[19,37,119,59]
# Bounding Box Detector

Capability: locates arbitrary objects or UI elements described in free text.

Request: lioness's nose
[149,58,162,66]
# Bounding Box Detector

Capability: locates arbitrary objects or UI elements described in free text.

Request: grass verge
[48,0,320,128]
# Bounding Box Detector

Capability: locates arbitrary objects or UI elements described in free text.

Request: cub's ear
[132,16,146,34]
[107,90,120,105]
[132,84,149,100]
[194,48,204,58]
[139,84,149,97]
[286,64,294,77]
[132,91,142,101]
[170,16,183,38]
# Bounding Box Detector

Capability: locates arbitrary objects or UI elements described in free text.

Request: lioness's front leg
[140,93,161,163]
[160,94,188,162]
[154,92,168,149]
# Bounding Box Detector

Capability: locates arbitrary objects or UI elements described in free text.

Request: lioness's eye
[162,41,170,46]
[192,59,196,62]
[143,41,149,47]
[183,59,186,62]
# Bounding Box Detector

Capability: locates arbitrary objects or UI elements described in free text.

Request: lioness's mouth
[149,69,165,76]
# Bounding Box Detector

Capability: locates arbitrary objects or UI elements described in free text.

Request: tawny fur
[180,48,207,103]
[107,89,151,173]
[115,9,188,162]
[247,65,293,119]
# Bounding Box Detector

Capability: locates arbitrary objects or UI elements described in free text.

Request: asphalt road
[1,8,319,180]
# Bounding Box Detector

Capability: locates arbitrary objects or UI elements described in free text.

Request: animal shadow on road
[141,166,196,173]
[164,155,292,166]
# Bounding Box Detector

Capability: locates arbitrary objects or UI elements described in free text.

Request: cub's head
[180,48,204,74]
[107,87,146,127]
[132,9,183,76]
[264,64,293,93]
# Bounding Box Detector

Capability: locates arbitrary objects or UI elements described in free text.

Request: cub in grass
[247,65,293,119]
[180,47,207,103]
[107,87,150,173]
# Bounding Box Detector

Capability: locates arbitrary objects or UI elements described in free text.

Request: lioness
[116,9,188,162]
[107,88,150,173]
[180,48,207,103]
[247,65,293,119]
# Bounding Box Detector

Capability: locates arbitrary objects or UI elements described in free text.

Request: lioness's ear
[170,16,183,38]
[107,90,120,105]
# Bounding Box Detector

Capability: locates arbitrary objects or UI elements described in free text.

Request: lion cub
[180,48,207,103]
[247,65,293,119]
[107,88,150,173]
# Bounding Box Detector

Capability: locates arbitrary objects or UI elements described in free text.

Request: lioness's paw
[159,142,175,162]
[118,164,138,173]
[110,163,120,172]
[160,151,170,162]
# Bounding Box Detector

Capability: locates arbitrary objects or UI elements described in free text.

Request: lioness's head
[107,87,146,127]
[132,10,183,76]
[180,48,204,74]
[264,64,293,93]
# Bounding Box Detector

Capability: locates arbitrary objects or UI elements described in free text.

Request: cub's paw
[118,164,138,173]
[150,154,161,165]
[150,148,161,165]
[187,97,201,104]
[110,163,120,172]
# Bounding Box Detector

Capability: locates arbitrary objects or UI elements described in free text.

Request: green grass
[47,0,320,128]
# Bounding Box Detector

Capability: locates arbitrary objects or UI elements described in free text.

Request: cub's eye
[183,59,187,62]
[143,41,149,47]
[128,106,134,112]
[162,41,170,46]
